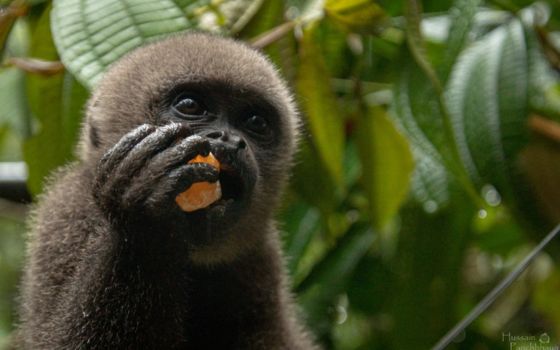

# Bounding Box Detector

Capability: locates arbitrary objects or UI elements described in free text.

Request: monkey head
[79,33,300,263]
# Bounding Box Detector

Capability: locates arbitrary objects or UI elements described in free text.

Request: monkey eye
[244,115,269,135]
[173,95,207,116]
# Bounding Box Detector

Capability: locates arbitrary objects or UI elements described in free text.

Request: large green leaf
[445,19,530,204]
[51,0,265,89]
[296,23,345,187]
[401,0,489,212]
[355,106,414,229]
[51,0,191,88]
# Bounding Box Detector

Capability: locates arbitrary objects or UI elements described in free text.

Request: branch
[529,115,560,143]
[5,57,65,76]
[250,21,296,49]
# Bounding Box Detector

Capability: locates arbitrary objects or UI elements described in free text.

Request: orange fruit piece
[187,153,220,170]
[175,152,222,212]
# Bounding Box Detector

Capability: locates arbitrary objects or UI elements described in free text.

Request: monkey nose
[205,130,247,151]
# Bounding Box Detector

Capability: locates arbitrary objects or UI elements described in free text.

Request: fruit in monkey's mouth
[175,153,222,212]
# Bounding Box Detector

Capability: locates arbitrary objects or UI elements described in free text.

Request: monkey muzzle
[195,136,254,216]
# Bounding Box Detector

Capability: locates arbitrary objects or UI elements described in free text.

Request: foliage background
[2,0,560,348]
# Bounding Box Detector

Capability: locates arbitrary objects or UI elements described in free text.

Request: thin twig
[432,223,560,350]
[529,115,560,144]
[5,57,65,76]
[535,26,560,73]
[250,21,296,49]
[0,0,28,18]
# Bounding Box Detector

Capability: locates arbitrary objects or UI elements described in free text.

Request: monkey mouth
[217,165,244,202]
[182,144,256,233]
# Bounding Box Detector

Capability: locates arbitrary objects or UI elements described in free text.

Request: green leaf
[297,222,375,337]
[24,6,89,195]
[2,11,31,116]
[299,0,327,23]
[355,106,414,229]
[442,0,482,80]
[238,0,293,75]
[527,25,560,122]
[51,0,265,88]
[325,0,387,34]
[3,16,29,57]
[280,201,322,276]
[0,216,26,340]
[376,0,404,16]
[347,255,392,314]
[0,2,22,56]
[533,270,560,331]
[0,126,23,161]
[215,0,265,33]
[291,139,338,213]
[445,19,530,203]
[296,23,345,187]
[238,0,285,39]
[0,68,30,137]
[24,73,89,195]
[389,201,474,349]
[392,52,451,210]
[405,0,442,93]
[313,19,354,78]
[474,211,524,255]
[51,0,191,88]
[177,0,264,34]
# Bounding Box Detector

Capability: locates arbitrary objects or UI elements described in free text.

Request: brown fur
[16,32,317,349]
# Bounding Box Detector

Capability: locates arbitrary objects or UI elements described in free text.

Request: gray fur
[16,32,317,349]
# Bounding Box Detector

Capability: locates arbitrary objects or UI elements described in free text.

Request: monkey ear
[88,121,101,149]
[76,113,102,163]
[80,94,104,154]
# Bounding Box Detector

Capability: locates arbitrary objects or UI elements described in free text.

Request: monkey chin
[184,196,255,266]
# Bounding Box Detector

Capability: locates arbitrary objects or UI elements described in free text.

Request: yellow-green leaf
[356,106,414,229]
[325,0,386,34]
[296,23,344,186]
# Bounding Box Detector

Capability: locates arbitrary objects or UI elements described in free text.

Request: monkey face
[160,83,283,241]
[82,33,299,260]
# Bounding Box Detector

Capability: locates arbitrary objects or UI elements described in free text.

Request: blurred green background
[2,0,560,349]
